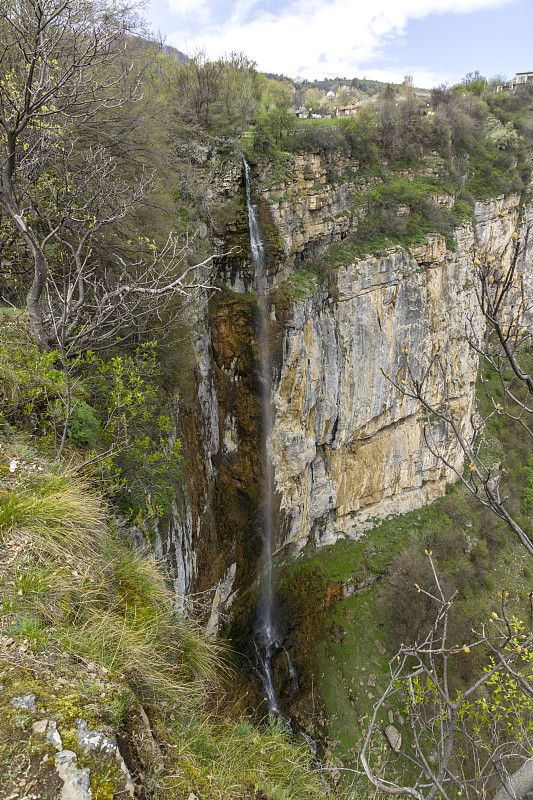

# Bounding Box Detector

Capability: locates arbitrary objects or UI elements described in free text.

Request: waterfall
[242,162,326,773]
[243,157,279,715]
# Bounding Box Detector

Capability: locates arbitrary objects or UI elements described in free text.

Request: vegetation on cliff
[0,3,325,796]
[2,0,533,796]
[271,200,533,792]
[249,74,533,262]
[278,351,533,791]
[245,74,533,800]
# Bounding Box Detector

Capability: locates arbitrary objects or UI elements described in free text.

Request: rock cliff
[163,149,530,627]
[270,193,524,547]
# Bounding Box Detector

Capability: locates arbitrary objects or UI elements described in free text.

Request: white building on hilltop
[512,72,533,89]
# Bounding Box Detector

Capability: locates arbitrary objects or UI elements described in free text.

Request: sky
[145,0,533,88]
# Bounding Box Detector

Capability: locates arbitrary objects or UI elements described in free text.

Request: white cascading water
[242,163,327,780]
[243,157,279,714]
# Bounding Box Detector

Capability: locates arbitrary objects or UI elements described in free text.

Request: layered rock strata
[165,149,529,622]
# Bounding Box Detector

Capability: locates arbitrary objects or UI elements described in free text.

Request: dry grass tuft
[0,470,218,705]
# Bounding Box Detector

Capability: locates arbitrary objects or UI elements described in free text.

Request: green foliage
[460,70,488,96]
[466,137,523,198]
[280,267,319,300]
[82,344,182,514]
[253,107,296,152]
[107,689,136,729]
[392,609,533,797]
[0,311,67,431]
[67,400,100,448]
[522,455,533,513]
[0,468,327,800]
[0,470,216,699]
[339,108,379,165]
[166,712,325,800]
[257,74,294,113]
[336,174,459,258]
[283,349,533,776]
[469,634,533,741]
[0,310,182,519]
[451,190,475,224]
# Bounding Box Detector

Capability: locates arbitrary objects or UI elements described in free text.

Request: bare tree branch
[362,555,533,800]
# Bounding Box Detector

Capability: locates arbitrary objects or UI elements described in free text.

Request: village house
[338,102,360,116]
[512,72,533,89]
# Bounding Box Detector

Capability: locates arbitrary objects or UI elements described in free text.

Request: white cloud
[166,0,516,84]
[166,0,209,21]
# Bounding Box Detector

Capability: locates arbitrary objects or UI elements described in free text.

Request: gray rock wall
[269,193,523,547]
[165,147,530,621]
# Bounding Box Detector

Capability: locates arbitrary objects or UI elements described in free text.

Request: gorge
[3,26,533,794]
[154,145,533,725]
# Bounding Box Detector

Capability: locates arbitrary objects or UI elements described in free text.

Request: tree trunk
[25,243,50,351]
[493,759,533,800]
[1,155,50,349]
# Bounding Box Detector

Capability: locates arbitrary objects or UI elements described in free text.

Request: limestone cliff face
[271,233,477,546]
[258,150,355,269]
[165,148,528,622]
[266,177,524,546]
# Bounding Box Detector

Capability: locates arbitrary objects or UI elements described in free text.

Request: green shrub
[67,400,100,448]
[81,344,183,514]
[343,174,460,254]
[466,138,523,198]
[339,108,379,165]
[0,311,67,432]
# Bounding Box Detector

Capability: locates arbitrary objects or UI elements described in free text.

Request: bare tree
[387,212,533,556]
[357,212,533,799]
[32,137,232,458]
[0,0,141,347]
[361,554,533,800]
[0,1,238,464]
[48,230,224,459]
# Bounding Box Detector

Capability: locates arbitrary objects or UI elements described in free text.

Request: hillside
[2,2,533,798]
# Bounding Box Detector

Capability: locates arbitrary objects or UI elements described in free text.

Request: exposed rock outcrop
[166,149,530,627]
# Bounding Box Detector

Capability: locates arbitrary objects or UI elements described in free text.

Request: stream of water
[242,162,326,780]
[243,157,279,715]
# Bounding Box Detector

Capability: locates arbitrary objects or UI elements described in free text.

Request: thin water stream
[243,157,279,714]
[242,161,327,782]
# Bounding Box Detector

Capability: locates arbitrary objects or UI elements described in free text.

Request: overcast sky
[145,0,532,88]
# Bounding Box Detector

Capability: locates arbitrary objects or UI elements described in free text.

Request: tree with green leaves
[340,106,379,166]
